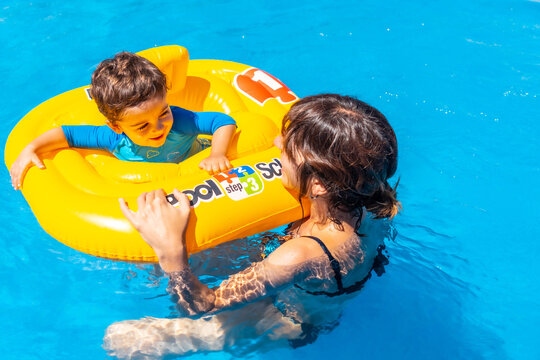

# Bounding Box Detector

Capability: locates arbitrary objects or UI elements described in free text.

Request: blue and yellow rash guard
[61,106,235,163]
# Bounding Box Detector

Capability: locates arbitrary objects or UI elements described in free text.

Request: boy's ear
[105,120,123,134]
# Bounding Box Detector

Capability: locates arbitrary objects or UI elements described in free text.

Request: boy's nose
[156,119,165,130]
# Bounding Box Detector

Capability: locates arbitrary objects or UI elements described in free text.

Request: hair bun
[363,180,401,219]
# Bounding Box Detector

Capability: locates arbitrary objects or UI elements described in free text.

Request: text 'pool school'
[167,158,283,208]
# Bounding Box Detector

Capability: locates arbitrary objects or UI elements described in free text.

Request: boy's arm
[10,125,122,190]
[198,124,236,174]
[10,127,69,190]
[169,107,237,173]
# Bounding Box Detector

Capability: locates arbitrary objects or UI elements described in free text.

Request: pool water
[1,0,538,359]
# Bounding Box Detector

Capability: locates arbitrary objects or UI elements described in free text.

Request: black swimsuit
[287,236,388,348]
[294,235,387,297]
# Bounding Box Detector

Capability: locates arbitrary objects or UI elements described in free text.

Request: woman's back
[273,215,388,327]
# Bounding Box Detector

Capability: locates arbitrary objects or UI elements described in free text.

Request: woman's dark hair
[281,94,400,223]
[91,51,167,123]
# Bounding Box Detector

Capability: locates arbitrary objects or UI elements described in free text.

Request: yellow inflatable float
[4,45,307,262]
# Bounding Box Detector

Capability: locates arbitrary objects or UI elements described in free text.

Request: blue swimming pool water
[1,0,538,359]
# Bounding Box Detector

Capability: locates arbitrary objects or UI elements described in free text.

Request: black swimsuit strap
[302,235,344,292]
[294,274,372,298]
[294,236,385,297]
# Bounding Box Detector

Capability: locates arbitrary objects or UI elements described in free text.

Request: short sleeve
[61,125,123,152]
[170,106,236,136]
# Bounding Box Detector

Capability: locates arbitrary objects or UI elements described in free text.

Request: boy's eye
[159,108,170,118]
[137,123,149,131]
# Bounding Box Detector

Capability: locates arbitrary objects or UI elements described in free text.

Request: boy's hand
[10,146,45,190]
[198,154,231,175]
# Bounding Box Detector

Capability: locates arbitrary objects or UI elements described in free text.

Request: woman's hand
[120,189,217,313]
[119,189,191,272]
[10,146,45,190]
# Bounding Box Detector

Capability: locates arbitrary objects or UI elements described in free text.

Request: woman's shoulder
[264,236,325,267]
[264,231,362,267]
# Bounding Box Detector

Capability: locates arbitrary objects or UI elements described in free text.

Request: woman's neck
[301,198,360,235]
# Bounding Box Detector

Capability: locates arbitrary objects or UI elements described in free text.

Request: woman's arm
[167,250,304,315]
[119,189,308,316]
[10,127,69,190]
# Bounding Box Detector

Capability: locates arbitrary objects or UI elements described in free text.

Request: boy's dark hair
[90,51,167,123]
[281,94,400,223]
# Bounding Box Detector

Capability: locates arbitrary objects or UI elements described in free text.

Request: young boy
[10,52,236,190]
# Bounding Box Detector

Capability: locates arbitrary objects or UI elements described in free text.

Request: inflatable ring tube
[4,45,310,262]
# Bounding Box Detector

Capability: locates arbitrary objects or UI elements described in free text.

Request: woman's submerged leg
[103,299,303,359]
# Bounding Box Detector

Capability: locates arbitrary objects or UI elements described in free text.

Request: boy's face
[108,95,173,147]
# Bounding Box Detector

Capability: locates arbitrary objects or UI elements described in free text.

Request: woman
[104,94,400,358]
